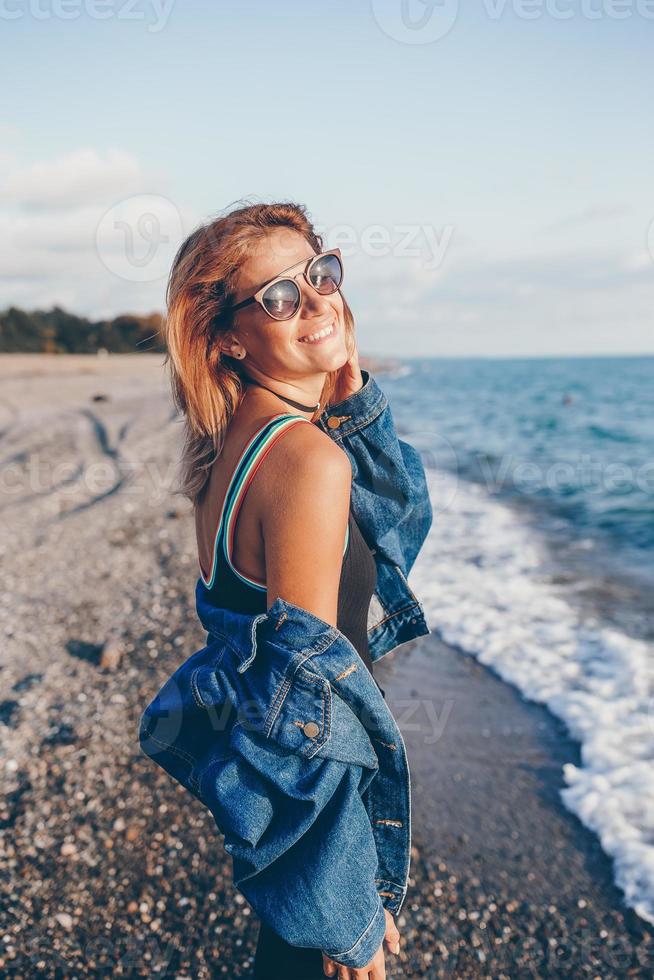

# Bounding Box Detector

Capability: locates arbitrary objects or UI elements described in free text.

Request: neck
[242,371,325,417]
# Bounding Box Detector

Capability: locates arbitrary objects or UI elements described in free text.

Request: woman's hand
[331,346,364,405]
[321,909,401,979]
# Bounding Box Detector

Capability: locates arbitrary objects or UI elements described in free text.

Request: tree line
[0,307,166,353]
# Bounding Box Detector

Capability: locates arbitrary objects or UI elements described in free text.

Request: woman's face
[228,228,350,377]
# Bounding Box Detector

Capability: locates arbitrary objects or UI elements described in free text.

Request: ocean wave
[412,468,654,925]
[586,423,639,444]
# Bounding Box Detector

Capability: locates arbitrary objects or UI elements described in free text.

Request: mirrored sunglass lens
[309,254,343,294]
[261,280,301,319]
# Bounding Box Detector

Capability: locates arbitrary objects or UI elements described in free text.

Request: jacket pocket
[265,661,379,771]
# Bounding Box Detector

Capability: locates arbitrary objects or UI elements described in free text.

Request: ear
[217,336,243,359]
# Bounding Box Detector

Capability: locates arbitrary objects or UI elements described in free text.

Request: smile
[298,322,336,345]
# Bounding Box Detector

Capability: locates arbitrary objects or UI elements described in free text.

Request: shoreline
[375,632,652,976]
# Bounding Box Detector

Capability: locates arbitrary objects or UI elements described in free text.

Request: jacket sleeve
[195,662,387,970]
[318,368,433,579]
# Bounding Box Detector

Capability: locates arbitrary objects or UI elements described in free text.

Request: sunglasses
[225,248,344,322]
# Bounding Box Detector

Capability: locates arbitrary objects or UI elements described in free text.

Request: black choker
[245,378,321,414]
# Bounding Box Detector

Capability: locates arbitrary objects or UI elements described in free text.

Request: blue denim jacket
[138,369,433,969]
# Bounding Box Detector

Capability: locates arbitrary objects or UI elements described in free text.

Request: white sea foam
[411,468,654,924]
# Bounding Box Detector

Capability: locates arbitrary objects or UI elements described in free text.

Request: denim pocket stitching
[190,667,206,710]
[266,674,294,736]
[189,650,227,711]
[293,664,330,758]
[315,674,379,771]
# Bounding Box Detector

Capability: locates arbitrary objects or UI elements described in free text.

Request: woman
[159,201,423,978]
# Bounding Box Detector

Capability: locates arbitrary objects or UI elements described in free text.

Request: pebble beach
[1,354,652,978]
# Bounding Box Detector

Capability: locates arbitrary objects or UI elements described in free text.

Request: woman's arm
[262,422,351,622]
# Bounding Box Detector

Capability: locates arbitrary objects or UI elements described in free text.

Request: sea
[382,355,654,925]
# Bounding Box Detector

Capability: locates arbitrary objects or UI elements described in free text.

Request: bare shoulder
[261,422,352,622]
[266,420,352,490]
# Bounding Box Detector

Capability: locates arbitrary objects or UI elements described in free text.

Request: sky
[1,0,653,357]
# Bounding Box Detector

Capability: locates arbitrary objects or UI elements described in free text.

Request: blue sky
[1,0,653,356]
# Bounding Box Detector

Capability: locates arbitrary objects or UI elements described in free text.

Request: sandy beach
[1,354,651,978]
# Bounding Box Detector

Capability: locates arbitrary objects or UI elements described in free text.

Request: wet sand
[375,636,651,976]
[0,354,651,977]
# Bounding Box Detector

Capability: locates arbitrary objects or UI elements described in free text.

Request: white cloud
[2,207,105,254]
[542,204,632,234]
[0,147,196,318]
[1,148,153,210]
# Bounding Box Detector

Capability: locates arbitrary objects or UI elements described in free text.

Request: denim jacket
[138,369,433,969]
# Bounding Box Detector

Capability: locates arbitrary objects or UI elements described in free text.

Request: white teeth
[299,322,334,343]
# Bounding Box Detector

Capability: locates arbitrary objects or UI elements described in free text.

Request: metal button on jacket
[327,417,342,429]
[303,721,320,738]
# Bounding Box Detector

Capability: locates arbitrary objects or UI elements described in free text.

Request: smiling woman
[151,200,424,978]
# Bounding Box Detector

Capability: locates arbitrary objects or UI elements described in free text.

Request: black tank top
[195,414,380,681]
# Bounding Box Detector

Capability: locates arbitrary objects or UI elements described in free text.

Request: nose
[297,278,332,318]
